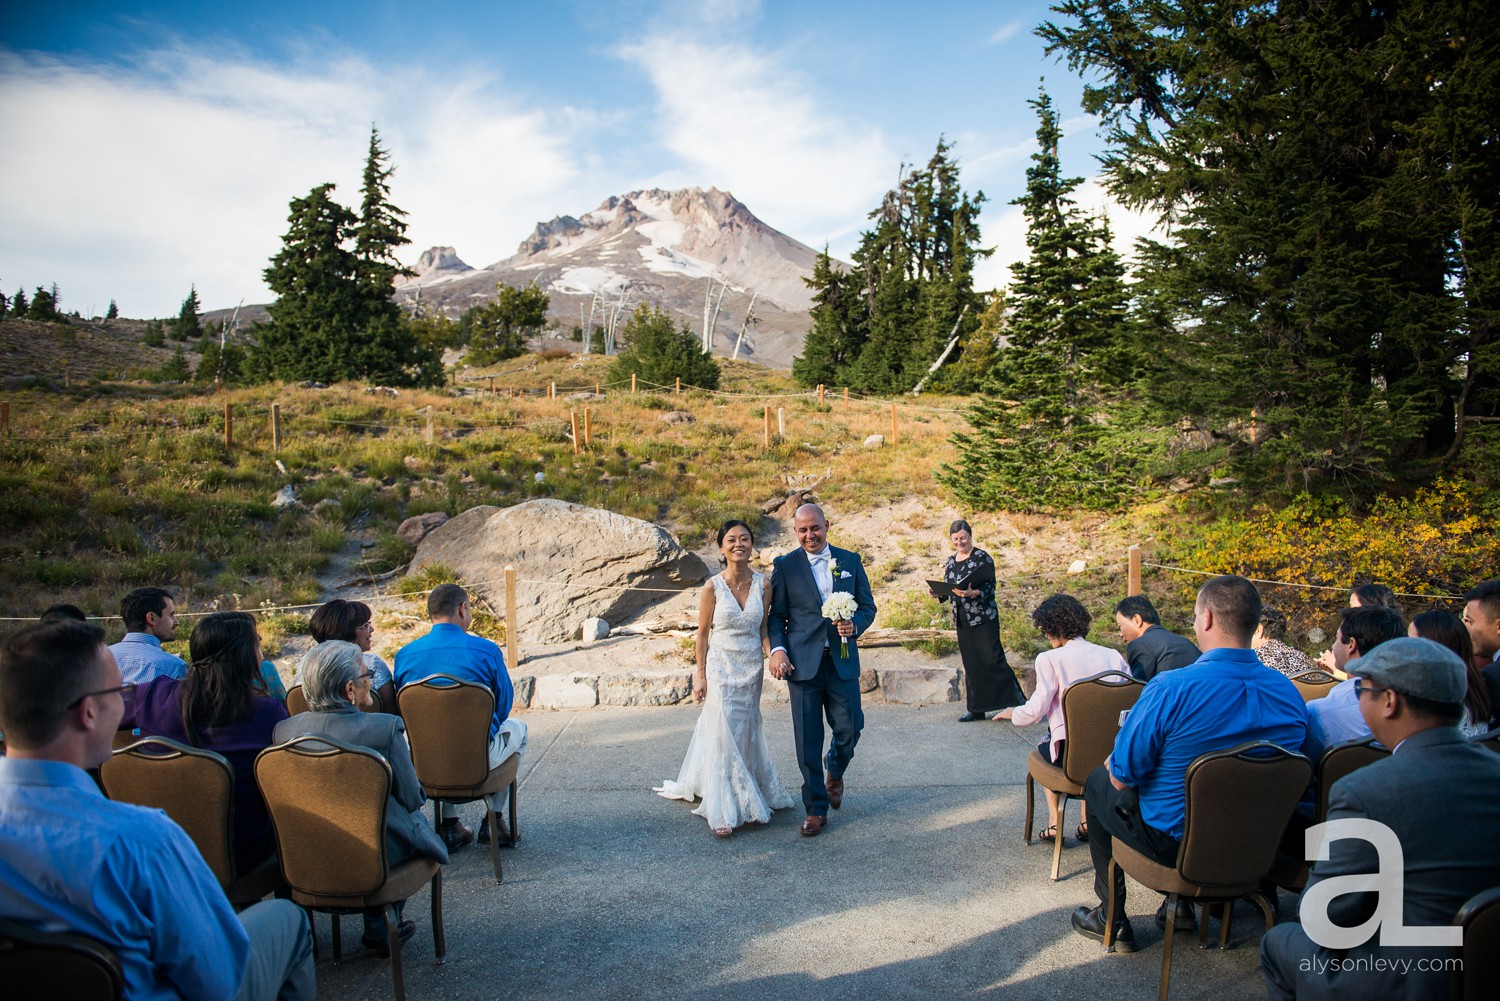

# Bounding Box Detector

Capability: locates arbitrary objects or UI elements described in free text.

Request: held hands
[768,650,791,681]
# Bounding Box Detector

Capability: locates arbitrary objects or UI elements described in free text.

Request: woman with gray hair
[274,641,448,957]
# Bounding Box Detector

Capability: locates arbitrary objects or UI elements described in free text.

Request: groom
[768,503,877,836]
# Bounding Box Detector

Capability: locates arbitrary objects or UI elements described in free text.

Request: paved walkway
[312,705,1272,1000]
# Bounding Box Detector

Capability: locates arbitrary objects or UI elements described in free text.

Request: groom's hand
[835,619,855,638]
[769,650,791,679]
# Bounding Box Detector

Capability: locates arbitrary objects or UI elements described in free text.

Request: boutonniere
[828,558,839,576]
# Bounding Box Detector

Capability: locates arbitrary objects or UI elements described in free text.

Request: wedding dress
[654,572,795,829]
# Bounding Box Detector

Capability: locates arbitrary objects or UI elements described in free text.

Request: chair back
[99,736,237,891]
[1289,669,1338,702]
[0,917,123,1001]
[1177,741,1312,888]
[1314,738,1389,822]
[1058,671,1144,787]
[254,735,392,897]
[1473,727,1500,755]
[1455,886,1500,1001]
[285,685,309,716]
[398,675,497,792]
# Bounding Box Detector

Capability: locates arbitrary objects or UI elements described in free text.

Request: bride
[655,519,795,836]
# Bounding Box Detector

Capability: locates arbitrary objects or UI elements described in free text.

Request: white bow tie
[810,551,830,562]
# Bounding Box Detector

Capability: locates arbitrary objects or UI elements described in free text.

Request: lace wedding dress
[654,572,795,829]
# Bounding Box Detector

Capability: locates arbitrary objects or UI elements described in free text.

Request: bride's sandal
[1037,825,1058,842]
[713,826,733,838]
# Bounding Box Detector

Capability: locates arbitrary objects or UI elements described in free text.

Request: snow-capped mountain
[398,187,827,368]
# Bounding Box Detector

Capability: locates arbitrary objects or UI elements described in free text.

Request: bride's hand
[693,675,707,701]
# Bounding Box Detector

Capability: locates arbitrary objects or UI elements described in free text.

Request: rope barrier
[1140,562,1464,601]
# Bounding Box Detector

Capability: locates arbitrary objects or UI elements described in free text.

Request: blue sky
[0,1,1148,319]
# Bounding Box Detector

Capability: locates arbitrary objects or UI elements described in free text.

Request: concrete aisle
[311,705,1272,1000]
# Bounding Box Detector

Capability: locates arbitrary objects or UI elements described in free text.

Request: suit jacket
[273,707,449,867]
[1288,726,1500,999]
[1124,625,1201,682]
[769,545,876,682]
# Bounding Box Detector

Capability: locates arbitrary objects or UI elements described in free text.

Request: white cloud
[614,30,894,257]
[0,46,586,317]
[973,174,1161,294]
[988,22,1023,45]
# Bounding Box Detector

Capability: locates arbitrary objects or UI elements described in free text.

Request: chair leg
[331,911,342,964]
[1158,892,1177,1001]
[1219,899,1235,950]
[305,907,319,963]
[488,809,503,884]
[1024,775,1035,843]
[1197,902,1211,950]
[1105,856,1118,952]
[386,902,405,1001]
[431,870,446,963]
[508,780,519,846]
[1051,792,1068,881]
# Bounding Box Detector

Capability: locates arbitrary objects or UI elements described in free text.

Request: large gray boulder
[408,499,709,644]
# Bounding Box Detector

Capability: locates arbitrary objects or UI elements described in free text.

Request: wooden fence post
[777,407,785,437]
[550,381,556,400]
[763,405,771,447]
[583,407,592,447]
[818,383,825,404]
[1128,544,1142,596]
[425,407,434,444]
[631,373,637,394]
[223,402,233,450]
[488,376,495,396]
[505,565,520,669]
[675,376,681,395]
[271,403,282,452]
[595,382,600,396]
[1,401,9,437]
[890,404,898,446]
[843,387,849,405]
[570,410,581,454]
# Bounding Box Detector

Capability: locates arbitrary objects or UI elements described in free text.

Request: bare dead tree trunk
[909,304,969,396]
[731,290,759,360]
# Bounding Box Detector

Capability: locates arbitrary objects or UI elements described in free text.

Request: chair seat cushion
[1113,840,1260,900]
[1027,748,1083,796]
[290,856,440,910]
[421,753,519,802]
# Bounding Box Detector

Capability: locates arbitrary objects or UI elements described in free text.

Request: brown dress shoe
[826,774,844,810]
[800,815,826,836]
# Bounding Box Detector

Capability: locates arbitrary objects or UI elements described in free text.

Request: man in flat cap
[1260,637,1500,1000]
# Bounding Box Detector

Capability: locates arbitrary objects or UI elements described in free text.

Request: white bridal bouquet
[821,591,858,659]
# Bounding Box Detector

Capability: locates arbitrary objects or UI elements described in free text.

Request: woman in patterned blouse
[933,520,1023,722]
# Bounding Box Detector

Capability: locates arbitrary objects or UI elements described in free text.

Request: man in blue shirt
[394,583,526,850]
[108,586,187,684]
[0,620,314,1001]
[1072,575,1308,952]
[1302,605,1406,760]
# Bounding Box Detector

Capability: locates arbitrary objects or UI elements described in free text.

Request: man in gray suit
[768,504,876,837]
[1260,637,1500,999]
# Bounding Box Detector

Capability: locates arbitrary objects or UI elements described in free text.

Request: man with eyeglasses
[1261,637,1500,1000]
[1464,580,1500,719]
[0,621,315,1001]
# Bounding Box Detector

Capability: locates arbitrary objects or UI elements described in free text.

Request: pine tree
[9,288,25,318]
[465,283,550,365]
[142,320,165,347]
[608,304,720,390]
[0,290,7,320]
[169,285,203,340]
[27,286,59,322]
[791,248,864,388]
[158,346,191,382]
[941,87,1134,510]
[354,126,415,297]
[105,299,118,321]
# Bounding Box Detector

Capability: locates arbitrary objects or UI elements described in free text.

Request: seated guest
[1317,583,1405,673]
[1303,606,1406,759]
[39,603,88,623]
[1409,609,1492,736]
[109,586,186,685]
[1251,607,1315,677]
[394,583,526,850]
[1260,638,1500,999]
[1113,595,1200,682]
[306,598,396,711]
[996,594,1130,842]
[275,641,448,957]
[123,611,288,875]
[1464,580,1500,715]
[1072,575,1307,950]
[0,621,313,1001]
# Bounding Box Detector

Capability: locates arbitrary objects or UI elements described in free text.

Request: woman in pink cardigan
[995,594,1129,842]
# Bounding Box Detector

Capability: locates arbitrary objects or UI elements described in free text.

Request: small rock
[567,391,602,401]
[1307,627,1328,645]
[271,485,299,509]
[534,472,546,483]
[863,434,885,449]
[511,676,535,709]
[858,667,879,694]
[659,410,695,424]
[365,386,401,396]
[1209,476,1240,488]
[403,455,424,471]
[878,666,959,704]
[312,498,341,516]
[397,512,449,548]
[1067,559,1087,574]
[300,381,328,389]
[580,617,610,642]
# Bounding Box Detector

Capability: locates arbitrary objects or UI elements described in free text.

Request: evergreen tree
[169,285,202,340]
[608,304,720,390]
[158,346,191,382]
[796,140,988,393]
[196,340,246,385]
[142,320,165,347]
[26,286,59,322]
[1040,0,1500,490]
[0,290,7,320]
[353,126,415,297]
[942,88,1135,510]
[105,299,118,321]
[465,283,549,365]
[9,289,25,318]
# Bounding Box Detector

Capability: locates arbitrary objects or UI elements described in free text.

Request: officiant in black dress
[934,520,1024,721]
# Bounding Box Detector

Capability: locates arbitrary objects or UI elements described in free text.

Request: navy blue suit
[769,545,877,816]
